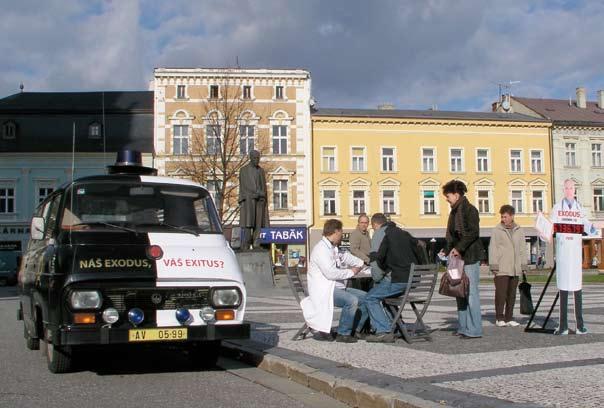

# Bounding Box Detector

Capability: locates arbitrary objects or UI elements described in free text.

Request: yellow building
[310,108,552,262]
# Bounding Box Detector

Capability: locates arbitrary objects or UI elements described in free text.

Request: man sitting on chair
[301,219,367,343]
[364,216,422,343]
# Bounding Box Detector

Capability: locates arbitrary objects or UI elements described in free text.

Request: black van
[17,152,249,373]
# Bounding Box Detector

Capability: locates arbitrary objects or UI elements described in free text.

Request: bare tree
[178,72,273,225]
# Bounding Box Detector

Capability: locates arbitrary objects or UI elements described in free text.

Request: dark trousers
[559,290,584,331]
[494,275,519,322]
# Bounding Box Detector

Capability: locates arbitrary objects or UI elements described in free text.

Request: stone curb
[221,341,448,408]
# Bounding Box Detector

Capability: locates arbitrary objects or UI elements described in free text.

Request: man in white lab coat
[550,179,602,335]
[301,219,366,343]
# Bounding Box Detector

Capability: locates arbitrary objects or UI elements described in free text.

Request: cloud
[1,0,603,111]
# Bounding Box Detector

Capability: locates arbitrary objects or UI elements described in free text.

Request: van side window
[45,194,63,238]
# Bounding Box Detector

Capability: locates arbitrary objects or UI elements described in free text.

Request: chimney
[377,103,395,110]
[576,87,586,109]
[598,90,604,110]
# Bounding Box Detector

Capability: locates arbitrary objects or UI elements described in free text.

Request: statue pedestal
[235,249,274,294]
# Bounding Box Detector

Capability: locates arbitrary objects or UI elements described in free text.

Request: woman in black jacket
[443,180,485,338]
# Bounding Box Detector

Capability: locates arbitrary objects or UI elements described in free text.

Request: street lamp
[430,237,436,262]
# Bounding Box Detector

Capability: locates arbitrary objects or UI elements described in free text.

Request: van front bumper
[55,323,250,346]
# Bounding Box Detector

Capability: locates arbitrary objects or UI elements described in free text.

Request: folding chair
[383,263,438,343]
[285,266,312,340]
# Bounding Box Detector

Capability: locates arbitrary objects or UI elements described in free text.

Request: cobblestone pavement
[245,276,604,407]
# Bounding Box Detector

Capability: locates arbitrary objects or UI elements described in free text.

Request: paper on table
[535,212,553,243]
[354,265,372,278]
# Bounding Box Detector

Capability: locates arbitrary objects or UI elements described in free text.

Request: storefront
[0,223,30,281]
[259,226,307,272]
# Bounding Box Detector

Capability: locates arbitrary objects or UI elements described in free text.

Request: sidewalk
[224,276,604,407]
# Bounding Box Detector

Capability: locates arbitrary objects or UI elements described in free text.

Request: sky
[1,0,603,112]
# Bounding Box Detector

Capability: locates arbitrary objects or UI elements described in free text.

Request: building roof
[0,91,153,153]
[513,96,604,126]
[0,91,153,113]
[312,108,548,123]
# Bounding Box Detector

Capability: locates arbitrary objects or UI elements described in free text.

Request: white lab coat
[300,237,364,333]
[551,199,596,291]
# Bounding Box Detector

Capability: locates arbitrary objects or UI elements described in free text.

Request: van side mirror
[30,217,45,240]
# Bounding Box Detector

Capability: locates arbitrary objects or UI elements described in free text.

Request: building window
[476,149,489,172]
[2,121,16,140]
[477,190,491,214]
[242,85,252,99]
[353,190,366,215]
[594,188,604,212]
[173,125,189,155]
[530,150,543,173]
[321,147,336,172]
[176,85,186,99]
[450,148,463,172]
[510,150,523,172]
[382,190,395,214]
[239,125,255,155]
[323,190,336,215]
[210,85,219,99]
[511,190,524,213]
[206,125,221,155]
[273,180,288,210]
[272,125,287,155]
[422,148,435,172]
[592,143,602,167]
[381,147,395,172]
[36,184,54,204]
[275,85,284,100]
[0,186,15,214]
[88,122,101,139]
[207,179,223,205]
[351,147,366,172]
[532,190,544,213]
[565,142,577,167]
[422,190,436,214]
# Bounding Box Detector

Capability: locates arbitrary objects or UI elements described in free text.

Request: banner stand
[525,263,558,334]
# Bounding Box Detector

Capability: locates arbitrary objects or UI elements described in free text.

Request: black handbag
[438,256,469,298]
[519,273,534,315]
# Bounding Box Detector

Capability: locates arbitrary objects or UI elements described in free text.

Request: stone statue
[238,150,270,249]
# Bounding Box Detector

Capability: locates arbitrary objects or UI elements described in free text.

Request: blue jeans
[456,261,482,337]
[333,287,368,335]
[365,280,407,333]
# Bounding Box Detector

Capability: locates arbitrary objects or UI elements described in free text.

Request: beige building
[151,68,313,229]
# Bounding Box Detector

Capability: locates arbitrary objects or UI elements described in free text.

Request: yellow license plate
[129,328,188,342]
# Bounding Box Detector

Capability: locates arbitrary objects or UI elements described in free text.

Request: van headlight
[211,288,241,308]
[70,291,102,309]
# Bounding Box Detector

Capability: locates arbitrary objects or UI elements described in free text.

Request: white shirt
[300,237,363,333]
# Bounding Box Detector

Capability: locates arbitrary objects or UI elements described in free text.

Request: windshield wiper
[70,222,140,235]
[157,222,199,236]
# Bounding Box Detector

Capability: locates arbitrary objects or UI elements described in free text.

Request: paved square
[245,277,604,407]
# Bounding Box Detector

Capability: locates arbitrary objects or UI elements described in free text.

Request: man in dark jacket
[364,221,421,342]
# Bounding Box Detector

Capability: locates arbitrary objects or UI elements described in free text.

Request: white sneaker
[506,321,520,327]
[496,320,507,327]
[554,327,569,336]
[576,327,589,335]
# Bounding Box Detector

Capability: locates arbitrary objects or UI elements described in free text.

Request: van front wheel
[42,337,73,373]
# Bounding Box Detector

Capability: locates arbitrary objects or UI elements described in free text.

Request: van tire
[42,334,73,373]
[190,340,220,369]
[24,325,40,350]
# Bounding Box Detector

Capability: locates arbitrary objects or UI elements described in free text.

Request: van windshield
[61,182,221,234]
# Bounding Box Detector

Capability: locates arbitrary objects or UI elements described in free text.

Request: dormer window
[2,121,16,140]
[88,122,101,139]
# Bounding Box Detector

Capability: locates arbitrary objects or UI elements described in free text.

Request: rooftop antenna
[19,83,24,92]
[498,80,520,111]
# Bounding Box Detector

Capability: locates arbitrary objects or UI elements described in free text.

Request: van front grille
[103,288,210,312]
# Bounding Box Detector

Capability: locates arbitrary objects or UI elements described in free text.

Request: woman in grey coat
[489,205,527,327]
